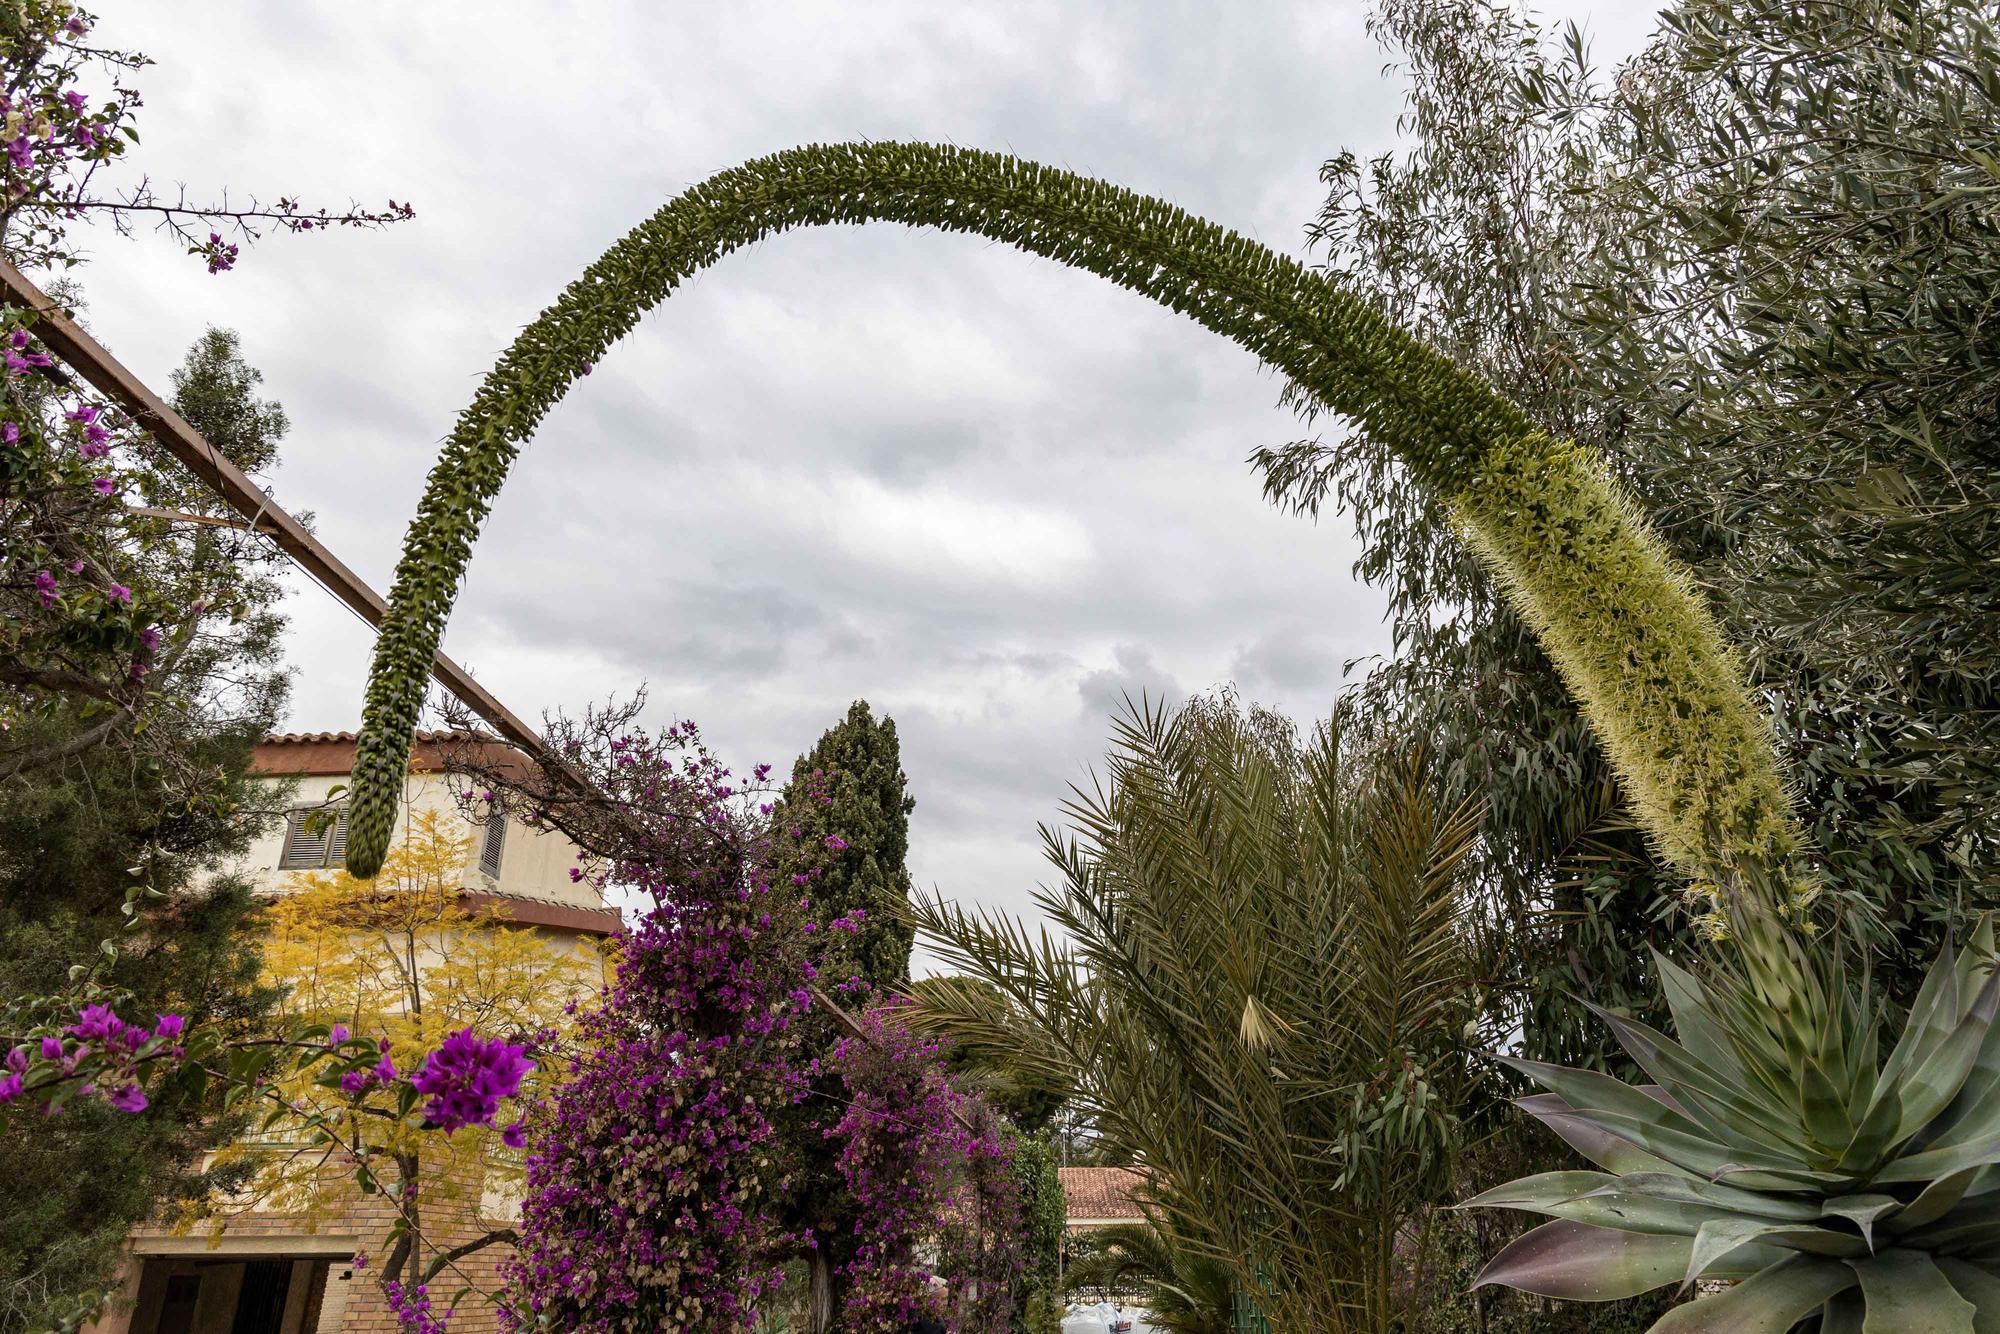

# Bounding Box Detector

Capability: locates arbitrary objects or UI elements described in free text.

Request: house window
[478,813,507,879]
[278,807,350,870]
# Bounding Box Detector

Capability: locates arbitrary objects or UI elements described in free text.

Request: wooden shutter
[479,814,507,879]
[326,812,350,868]
[279,811,329,869]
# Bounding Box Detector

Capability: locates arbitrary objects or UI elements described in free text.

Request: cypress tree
[773,699,917,991]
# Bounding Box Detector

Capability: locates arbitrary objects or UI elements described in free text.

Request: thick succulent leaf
[1687,1219,1866,1287]
[1587,1002,1806,1153]
[1840,1081,1911,1175]
[1934,1258,2000,1333]
[1645,1255,1855,1334]
[1892,1169,1987,1234]
[1572,1106,1808,1181]
[1609,1171,1822,1223]
[1463,1170,1611,1212]
[1822,1290,1866,1334]
[1822,1194,1904,1251]
[1653,948,1747,1084]
[1897,1195,2000,1251]
[1800,1054,1859,1151]
[1506,1058,1713,1138]
[1898,970,2000,1143]
[1878,939,1967,1100]
[1462,1170,1722,1236]
[1472,1219,1690,1300]
[1851,1249,1977,1332]
[1873,1130,2000,1186]
[1925,1028,2000,1154]
[1713,1161,1864,1192]
[1954,918,1996,1003]
[1518,1094,1692,1178]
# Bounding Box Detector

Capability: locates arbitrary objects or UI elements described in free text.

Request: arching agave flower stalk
[1470,909,2000,1330]
[341,142,1795,897]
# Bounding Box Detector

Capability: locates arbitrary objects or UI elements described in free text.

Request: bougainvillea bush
[483,715,1022,1334]
[826,1005,1022,1333]
[501,867,814,1331]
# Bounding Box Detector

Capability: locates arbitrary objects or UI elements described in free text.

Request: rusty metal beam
[0,256,547,758]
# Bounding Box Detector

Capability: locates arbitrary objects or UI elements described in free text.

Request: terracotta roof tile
[1059,1167,1146,1223]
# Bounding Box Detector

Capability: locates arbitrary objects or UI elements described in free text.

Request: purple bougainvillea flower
[33,570,57,608]
[501,1120,526,1149]
[339,1070,372,1095]
[106,1084,148,1114]
[4,1046,25,1075]
[39,1037,61,1062]
[153,1014,185,1040]
[0,1073,20,1104]
[70,1004,124,1042]
[824,835,849,851]
[411,1029,532,1132]
[329,1024,351,1045]
[105,581,131,605]
[2,422,17,444]
[92,477,115,496]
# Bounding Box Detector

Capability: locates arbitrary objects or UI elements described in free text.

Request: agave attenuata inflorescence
[1469,906,2000,1330]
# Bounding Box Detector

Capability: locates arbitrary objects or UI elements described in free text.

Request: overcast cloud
[77,1,1658,937]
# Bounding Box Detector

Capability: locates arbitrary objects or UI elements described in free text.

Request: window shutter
[479,814,507,879]
[326,812,350,867]
[279,811,330,870]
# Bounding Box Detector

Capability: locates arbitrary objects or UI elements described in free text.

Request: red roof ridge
[263,729,489,745]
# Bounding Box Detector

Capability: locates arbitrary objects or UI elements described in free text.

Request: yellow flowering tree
[214,808,606,1293]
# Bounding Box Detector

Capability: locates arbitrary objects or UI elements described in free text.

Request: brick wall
[108,1151,519,1334]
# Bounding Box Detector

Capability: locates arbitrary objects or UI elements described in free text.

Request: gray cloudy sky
[80,1,1656,928]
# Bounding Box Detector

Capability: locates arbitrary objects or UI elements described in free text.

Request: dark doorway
[154,1275,202,1334]
[229,1260,295,1333]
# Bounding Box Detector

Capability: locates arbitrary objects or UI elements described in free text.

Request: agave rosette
[1470,916,2000,1330]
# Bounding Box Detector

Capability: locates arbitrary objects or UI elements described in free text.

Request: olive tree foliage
[339,141,1800,910]
[1254,0,2000,1046]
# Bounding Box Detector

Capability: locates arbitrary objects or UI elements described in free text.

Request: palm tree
[339,142,1797,895]
[908,697,1480,1331]
[1065,1224,1235,1334]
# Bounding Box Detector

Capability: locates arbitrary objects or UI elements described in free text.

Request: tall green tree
[0,327,290,1331]
[1251,0,2000,1065]
[771,700,918,991]
[1010,1132,1068,1334]
[762,700,919,1332]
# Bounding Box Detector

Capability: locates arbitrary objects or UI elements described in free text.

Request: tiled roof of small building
[1059,1166,1146,1223]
